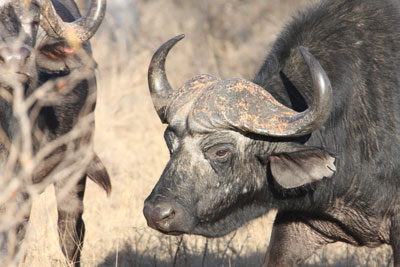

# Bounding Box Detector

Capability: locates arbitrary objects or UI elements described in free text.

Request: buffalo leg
[263,211,331,267]
[54,176,86,266]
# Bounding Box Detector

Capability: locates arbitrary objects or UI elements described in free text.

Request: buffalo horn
[280,46,333,136]
[148,34,185,123]
[245,46,333,137]
[40,0,106,42]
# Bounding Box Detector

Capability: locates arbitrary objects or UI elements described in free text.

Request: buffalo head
[144,35,336,237]
[0,0,106,167]
[0,0,106,140]
[0,0,105,89]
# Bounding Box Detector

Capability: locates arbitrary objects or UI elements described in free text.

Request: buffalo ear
[269,148,336,189]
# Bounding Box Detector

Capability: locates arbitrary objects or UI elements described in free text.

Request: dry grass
[20,0,393,266]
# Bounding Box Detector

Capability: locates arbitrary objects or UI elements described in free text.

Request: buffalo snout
[143,201,189,235]
[0,47,31,68]
[0,46,33,85]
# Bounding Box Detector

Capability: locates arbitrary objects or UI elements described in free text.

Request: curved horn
[259,46,333,137]
[40,0,106,43]
[254,46,333,137]
[208,47,333,137]
[148,34,185,123]
[283,46,333,136]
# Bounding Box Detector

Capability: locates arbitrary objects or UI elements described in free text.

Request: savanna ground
[21,0,393,266]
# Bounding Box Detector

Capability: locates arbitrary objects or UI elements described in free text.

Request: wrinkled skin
[145,0,400,266]
[0,1,110,266]
[148,128,269,236]
[146,114,334,238]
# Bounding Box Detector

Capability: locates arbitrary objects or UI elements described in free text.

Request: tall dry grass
[20,0,393,266]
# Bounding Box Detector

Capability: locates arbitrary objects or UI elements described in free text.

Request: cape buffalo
[144,0,400,265]
[0,0,110,265]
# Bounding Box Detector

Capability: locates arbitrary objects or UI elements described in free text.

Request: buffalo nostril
[157,206,175,221]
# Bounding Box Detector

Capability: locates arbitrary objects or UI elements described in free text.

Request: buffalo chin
[190,202,269,238]
[146,200,268,238]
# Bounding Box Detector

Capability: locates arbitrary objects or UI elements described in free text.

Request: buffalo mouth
[144,197,268,238]
[158,229,185,236]
[0,72,33,91]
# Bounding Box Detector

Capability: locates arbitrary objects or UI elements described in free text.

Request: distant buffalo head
[0,0,105,158]
[0,0,105,93]
[144,35,336,237]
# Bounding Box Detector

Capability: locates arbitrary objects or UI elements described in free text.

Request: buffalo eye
[205,145,233,164]
[215,149,229,160]
[203,142,235,173]
[40,43,75,60]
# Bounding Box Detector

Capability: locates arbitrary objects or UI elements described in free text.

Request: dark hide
[0,0,110,265]
[144,0,400,266]
[253,0,400,265]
